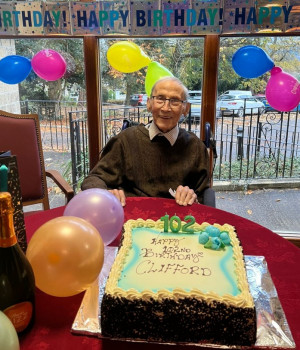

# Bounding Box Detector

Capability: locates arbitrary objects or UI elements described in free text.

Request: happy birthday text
[0,2,295,35]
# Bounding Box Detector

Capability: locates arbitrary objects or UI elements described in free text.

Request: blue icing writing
[220,246,240,296]
[120,238,140,278]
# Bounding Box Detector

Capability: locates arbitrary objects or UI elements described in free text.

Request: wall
[0,39,21,113]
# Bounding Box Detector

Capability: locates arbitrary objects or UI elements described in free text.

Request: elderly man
[81,77,211,206]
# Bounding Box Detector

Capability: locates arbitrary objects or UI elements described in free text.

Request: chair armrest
[203,187,216,208]
[46,169,74,203]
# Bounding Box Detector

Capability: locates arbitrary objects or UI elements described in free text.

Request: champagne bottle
[0,192,35,334]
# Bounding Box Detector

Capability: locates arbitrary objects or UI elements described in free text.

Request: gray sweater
[81,124,210,203]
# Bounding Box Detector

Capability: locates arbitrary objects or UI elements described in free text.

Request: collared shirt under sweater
[81,123,209,203]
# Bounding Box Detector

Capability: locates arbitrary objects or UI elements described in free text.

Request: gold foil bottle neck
[0,192,14,215]
[0,192,17,246]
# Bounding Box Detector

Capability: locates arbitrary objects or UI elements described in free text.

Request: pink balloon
[31,49,66,81]
[266,67,300,112]
[63,189,124,246]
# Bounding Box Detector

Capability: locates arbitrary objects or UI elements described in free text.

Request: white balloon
[0,311,20,350]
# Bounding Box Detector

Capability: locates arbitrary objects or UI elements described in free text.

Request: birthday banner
[0,0,299,36]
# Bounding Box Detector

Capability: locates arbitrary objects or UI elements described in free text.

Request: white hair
[150,77,189,100]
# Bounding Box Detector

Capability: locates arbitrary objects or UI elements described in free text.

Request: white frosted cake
[101,217,256,346]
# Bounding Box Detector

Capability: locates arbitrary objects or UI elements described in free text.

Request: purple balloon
[63,189,124,245]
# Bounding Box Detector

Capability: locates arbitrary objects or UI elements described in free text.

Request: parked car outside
[129,93,148,106]
[216,94,265,118]
[253,95,300,113]
[290,103,300,112]
[188,90,202,99]
[221,90,252,97]
[253,95,276,112]
[188,90,201,120]
[66,91,79,103]
[253,95,265,103]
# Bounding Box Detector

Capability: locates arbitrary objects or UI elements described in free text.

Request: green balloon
[145,61,173,97]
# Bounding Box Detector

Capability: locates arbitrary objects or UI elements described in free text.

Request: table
[20,197,300,350]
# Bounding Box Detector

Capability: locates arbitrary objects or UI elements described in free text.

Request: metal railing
[21,100,300,190]
[214,110,300,180]
[20,100,88,190]
[20,99,87,152]
[68,110,88,191]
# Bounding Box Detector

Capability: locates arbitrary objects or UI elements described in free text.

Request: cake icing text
[105,219,255,308]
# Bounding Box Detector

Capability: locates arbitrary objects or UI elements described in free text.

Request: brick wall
[0,39,21,113]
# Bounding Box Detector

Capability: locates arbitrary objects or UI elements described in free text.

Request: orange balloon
[26,216,104,297]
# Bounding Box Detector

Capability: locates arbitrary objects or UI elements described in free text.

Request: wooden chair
[0,110,74,211]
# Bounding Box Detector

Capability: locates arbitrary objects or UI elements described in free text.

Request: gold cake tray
[71,247,295,349]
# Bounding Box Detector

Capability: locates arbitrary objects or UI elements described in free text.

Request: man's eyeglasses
[152,95,186,108]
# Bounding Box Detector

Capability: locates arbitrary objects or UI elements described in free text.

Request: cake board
[71,247,295,349]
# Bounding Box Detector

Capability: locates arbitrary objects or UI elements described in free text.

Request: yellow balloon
[26,216,104,297]
[107,41,151,73]
[145,61,174,97]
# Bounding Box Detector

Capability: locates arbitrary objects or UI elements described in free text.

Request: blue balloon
[232,46,274,79]
[0,55,32,84]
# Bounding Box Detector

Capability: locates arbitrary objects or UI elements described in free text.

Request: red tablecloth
[20,197,300,350]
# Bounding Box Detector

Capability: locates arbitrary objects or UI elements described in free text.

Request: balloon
[31,49,66,81]
[107,41,151,73]
[26,216,104,297]
[0,311,20,350]
[0,55,31,84]
[232,45,274,78]
[266,67,300,112]
[145,61,174,96]
[63,189,124,246]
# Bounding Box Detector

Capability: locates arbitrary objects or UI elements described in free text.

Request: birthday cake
[101,216,256,346]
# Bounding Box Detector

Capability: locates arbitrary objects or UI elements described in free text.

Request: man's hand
[175,185,197,206]
[108,189,126,207]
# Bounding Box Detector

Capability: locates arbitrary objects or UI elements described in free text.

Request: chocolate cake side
[101,294,256,346]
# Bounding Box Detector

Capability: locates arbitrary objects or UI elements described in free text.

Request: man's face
[147,80,190,133]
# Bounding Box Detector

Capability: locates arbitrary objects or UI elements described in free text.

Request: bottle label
[4,301,33,332]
